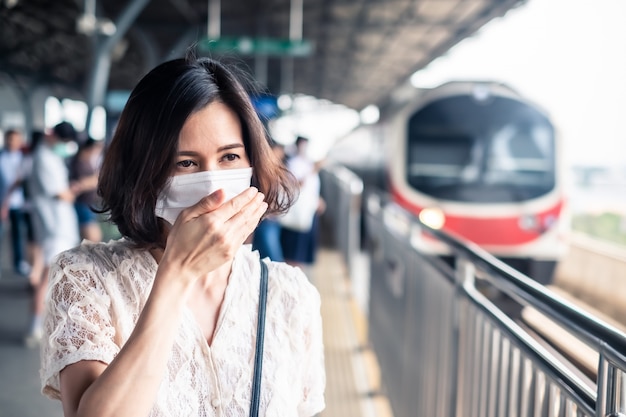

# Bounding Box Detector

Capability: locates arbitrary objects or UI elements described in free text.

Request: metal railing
[365,192,626,417]
[319,165,363,282]
[319,165,626,417]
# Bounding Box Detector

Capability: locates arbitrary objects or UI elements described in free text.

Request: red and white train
[383,81,569,282]
[329,81,570,283]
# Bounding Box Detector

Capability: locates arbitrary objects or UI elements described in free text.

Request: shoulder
[262,254,321,311]
[267,260,316,296]
[54,238,132,265]
[47,239,156,318]
[51,239,141,286]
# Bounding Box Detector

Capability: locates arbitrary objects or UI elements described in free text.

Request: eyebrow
[177,143,245,155]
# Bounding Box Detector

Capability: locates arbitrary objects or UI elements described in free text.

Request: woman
[40,56,326,417]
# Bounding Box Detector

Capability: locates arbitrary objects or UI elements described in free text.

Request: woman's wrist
[152,261,197,302]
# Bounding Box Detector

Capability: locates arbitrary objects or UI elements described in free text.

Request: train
[329,81,570,283]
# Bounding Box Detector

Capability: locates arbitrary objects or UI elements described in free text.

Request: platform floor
[0,230,393,417]
[311,248,393,417]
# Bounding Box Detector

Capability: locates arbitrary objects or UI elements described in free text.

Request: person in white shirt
[280,136,326,271]
[27,122,80,346]
[39,55,326,417]
[0,129,31,276]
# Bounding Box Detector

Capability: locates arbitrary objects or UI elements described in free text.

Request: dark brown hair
[97,55,296,249]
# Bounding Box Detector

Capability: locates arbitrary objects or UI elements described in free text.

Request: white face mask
[155,167,253,225]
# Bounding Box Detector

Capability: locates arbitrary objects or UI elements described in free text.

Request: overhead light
[76,14,117,36]
[277,94,293,111]
[99,19,117,36]
[360,104,379,124]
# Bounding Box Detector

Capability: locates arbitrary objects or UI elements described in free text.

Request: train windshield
[406,94,556,203]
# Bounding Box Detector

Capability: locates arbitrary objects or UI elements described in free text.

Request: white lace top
[40,240,326,416]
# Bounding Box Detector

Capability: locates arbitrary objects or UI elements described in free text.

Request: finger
[196,188,227,212]
[226,193,268,241]
[239,200,269,243]
[206,187,260,223]
[175,189,226,224]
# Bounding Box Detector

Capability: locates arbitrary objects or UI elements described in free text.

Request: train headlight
[519,214,539,231]
[419,207,445,230]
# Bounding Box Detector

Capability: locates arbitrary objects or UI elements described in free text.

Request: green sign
[199,37,313,57]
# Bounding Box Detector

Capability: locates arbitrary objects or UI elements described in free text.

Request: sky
[274,0,626,167]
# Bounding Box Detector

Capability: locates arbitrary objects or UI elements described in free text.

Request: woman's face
[174,101,251,175]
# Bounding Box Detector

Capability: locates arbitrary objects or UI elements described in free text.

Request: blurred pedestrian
[0,128,32,276]
[39,56,325,416]
[252,139,287,261]
[280,136,326,273]
[26,122,80,346]
[0,136,5,278]
[22,130,45,288]
[69,137,104,242]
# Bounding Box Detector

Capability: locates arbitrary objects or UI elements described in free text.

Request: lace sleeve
[40,251,120,400]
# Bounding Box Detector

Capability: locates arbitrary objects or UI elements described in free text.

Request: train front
[388,81,569,283]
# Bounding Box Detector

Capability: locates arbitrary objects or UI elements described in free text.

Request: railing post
[452,256,476,417]
[321,165,363,280]
[597,348,626,417]
[455,256,475,289]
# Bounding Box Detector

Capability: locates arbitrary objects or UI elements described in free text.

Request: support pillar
[84,0,150,132]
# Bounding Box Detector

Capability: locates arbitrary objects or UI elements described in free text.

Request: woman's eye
[223,154,240,162]
[176,160,195,168]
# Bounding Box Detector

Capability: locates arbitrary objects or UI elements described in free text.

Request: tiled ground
[312,248,393,417]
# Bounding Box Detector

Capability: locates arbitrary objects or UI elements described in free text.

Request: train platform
[0,229,393,417]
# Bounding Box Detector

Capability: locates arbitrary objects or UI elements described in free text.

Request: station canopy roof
[0,0,525,112]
